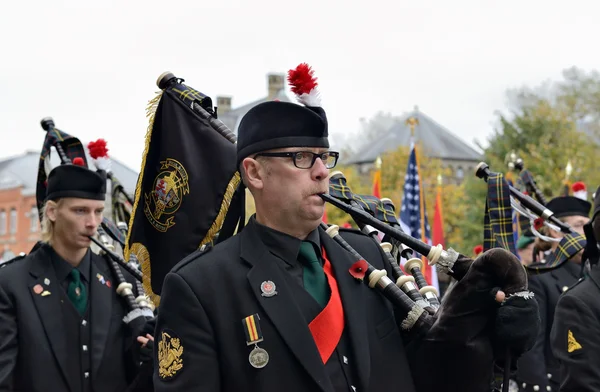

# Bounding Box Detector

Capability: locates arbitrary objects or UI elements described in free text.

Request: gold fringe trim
[124,90,164,308]
[199,171,241,247]
[130,243,162,307]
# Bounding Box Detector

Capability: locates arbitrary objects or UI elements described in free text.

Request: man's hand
[136,334,155,364]
[137,334,154,348]
[494,289,540,357]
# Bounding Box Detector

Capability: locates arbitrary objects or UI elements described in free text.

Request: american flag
[399,142,439,290]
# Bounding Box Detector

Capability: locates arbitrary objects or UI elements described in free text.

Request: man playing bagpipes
[516,195,591,392]
[548,186,600,391]
[153,63,540,392]
[0,135,151,391]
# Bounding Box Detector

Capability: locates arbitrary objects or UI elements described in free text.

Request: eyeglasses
[253,151,339,169]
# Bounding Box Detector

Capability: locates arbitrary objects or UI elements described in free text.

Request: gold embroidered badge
[567,329,582,353]
[158,330,184,379]
[144,158,190,233]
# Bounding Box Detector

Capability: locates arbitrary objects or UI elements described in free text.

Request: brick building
[0,150,138,262]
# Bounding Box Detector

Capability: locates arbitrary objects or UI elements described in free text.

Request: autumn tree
[458,68,600,253]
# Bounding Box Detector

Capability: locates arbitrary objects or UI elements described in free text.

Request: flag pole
[436,173,444,243]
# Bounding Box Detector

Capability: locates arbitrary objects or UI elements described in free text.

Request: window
[0,210,5,235]
[30,206,38,233]
[456,166,464,180]
[9,208,16,234]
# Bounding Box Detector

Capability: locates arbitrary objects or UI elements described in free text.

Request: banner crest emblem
[144,158,190,232]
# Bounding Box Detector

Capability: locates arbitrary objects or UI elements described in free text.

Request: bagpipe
[40,118,154,331]
[150,71,533,392]
[476,160,587,272]
[506,152,548,206]
[327,172,441,313]
[322,171,531,392]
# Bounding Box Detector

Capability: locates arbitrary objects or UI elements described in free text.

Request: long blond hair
[40,199,63,245]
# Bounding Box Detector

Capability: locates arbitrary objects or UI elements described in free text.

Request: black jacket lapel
[28,247,76,392]
[551,261,580,294]
[319,228,371,391]
[90,253,114,378]
[241,223,334,392]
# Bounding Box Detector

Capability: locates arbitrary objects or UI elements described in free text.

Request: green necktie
[67,268,87,316]
[298,241,329,307]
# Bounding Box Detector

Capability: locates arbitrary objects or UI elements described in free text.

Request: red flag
[372,157,382,198]
[372,169,381,198]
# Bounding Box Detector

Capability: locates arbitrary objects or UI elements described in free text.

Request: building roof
[0,149,138,198]
[345,108,483,165]
[217,89,294,135]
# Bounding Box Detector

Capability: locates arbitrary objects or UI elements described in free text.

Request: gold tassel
[130,242,161,307]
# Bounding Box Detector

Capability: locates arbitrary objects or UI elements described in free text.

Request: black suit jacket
[517,261,581,392]
[550,264,600,391]
[0,244,141,392]
[153,220,417,392]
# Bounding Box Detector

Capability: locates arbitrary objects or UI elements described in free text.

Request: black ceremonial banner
[125,80,239,303]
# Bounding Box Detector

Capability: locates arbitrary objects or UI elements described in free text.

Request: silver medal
[249,346,269,369]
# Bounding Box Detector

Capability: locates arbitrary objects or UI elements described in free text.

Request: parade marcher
[516,230,536,266]
[549,185,600,391]
[152,64,539,392]
[517,195,591,392]
[0,159,148,392]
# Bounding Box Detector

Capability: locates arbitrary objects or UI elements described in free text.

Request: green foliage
[458,67,600,253]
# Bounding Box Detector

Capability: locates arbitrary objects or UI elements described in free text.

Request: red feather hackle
[88,139,109,159]
[287,63,318,96]
[72,157,85,166]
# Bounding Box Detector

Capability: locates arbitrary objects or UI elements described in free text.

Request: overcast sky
[1,0,598,172]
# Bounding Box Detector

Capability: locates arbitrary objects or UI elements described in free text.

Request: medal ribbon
[242,314,264,345]
[308,248,345,364]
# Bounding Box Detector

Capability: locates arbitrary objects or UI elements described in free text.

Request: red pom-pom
[572,181,586,192]
[473,244,483,255]
[72,157,85,166]
[88,139,109,159]
[288,63,318,96]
